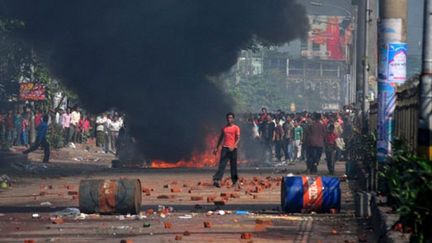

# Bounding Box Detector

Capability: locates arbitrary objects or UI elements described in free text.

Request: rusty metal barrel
[79,179,142,214]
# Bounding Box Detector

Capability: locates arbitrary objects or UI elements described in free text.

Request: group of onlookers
[0,105,124,156]
[248,107,355,174]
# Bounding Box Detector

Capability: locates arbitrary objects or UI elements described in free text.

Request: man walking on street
[259,115,275,165]
[23,114,50,163]
[293,120,303,161]
[304,113,325,174]
[213,112,240,188]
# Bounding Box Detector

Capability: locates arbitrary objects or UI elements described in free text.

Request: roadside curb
[370,194,410,243]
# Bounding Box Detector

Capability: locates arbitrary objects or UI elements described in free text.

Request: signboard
[302,15,354,61]
[379,43,407,84]
[387,43,407,84]
[376,42,407,162]
[19,83,46,101]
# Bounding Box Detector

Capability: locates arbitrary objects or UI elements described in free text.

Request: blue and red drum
[281,176,341,213]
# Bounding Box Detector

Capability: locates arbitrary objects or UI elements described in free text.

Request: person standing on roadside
[212,112,240,188]
[70,106,81,144]
[23,114,50,163]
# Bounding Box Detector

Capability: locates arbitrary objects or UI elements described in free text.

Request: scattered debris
[241,232,252,239]
[191,196,203,201]
[203,221,212,228]
[331,228,338,235]
[170,188,181,193]
[51,208,80,217]
[207,196,215,203]
[178,214,193,219]
[50,216,64,225]
[40,201,53,206]
[75,213,88,220]
[67,191,78,196]
[235,210,249,215]
[164,222,172,229]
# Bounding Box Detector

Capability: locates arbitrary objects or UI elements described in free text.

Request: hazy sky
[408,0,424,55]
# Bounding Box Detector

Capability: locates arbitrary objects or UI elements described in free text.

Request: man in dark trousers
[305,113,325,174]
[23,114,50,163]
[259,115,275,165]
[213,112,240,188]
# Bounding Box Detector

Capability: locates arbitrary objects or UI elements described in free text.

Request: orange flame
[151,135,219,168]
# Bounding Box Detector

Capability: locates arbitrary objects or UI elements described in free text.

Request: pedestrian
[23,114,50,163]
[95,113,107,147]
[13,109,22,146]
[70,106,81,143]
[61,108,72,145]
[20,112,30,147]
[274,117,285,162]
[107,115,122,154]
[259,114,275,165]
[104,114,112,153]
[325,124,338,175]
[78,114,91,143]
[282,116,294,163]
[304,113,326,174]
[212,112,240,188]
[293,120,303,161]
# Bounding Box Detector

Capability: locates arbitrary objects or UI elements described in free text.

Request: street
[0,147,373,243]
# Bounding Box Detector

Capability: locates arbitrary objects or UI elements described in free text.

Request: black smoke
[0,0,308,161]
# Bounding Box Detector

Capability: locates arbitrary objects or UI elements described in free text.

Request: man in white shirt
[70,107,81,143]
[108,115,122,154]
[96,113,107,148]
[104,115,112,153]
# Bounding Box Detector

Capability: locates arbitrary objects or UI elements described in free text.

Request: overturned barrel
[281,176,340,213]
[79,179,142,214]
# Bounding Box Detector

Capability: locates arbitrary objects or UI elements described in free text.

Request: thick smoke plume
[1,0,308,161]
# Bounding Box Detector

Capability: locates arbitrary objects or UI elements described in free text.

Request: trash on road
[40,201,53,206]
[178,214,193,219]
[51,208,80,217]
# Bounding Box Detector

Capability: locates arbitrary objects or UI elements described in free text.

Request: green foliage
[381,139,432,242]
[47,123,64,149]
[223,68,307,112]
[346,131,376,170]
[0,18,34,104]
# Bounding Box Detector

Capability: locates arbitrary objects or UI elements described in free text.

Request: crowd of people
[1,103,357,173]
[0,105,125,159]
[247,107,356,174]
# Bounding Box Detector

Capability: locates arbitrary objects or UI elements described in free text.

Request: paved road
[0,154,373,242]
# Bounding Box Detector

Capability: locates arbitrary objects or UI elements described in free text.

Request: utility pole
[362,0,370,133]
[377,0,408,162]
[353,0,365,107]
[419,0,432,160]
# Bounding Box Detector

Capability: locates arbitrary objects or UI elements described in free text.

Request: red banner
[302,15,353,61]
[19,83,46,101]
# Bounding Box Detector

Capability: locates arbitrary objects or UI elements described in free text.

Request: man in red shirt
[212,112,240,188]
